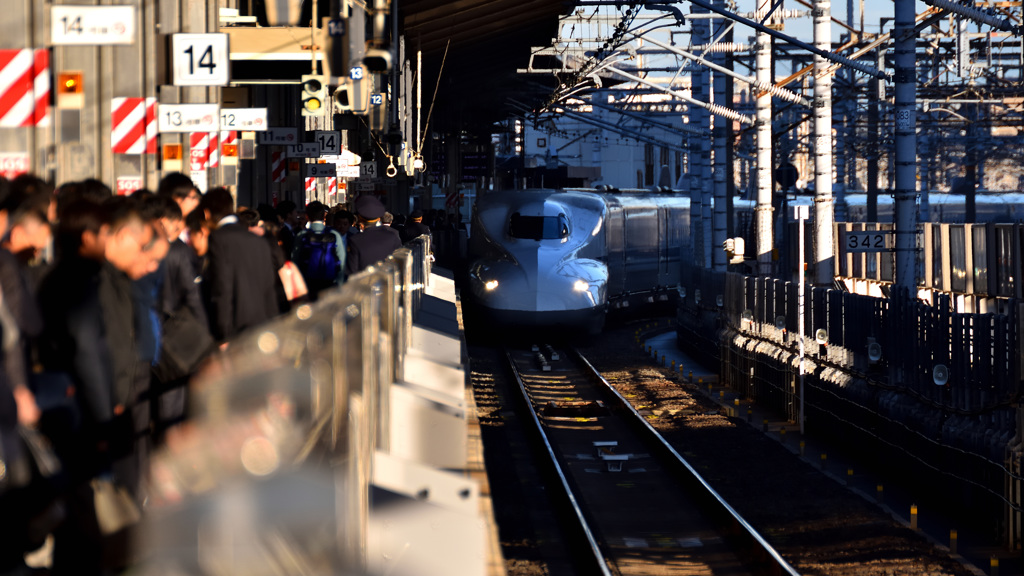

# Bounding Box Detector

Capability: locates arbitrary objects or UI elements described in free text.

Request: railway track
[504,344,799,576]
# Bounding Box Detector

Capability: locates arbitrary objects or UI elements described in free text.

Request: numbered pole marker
[51,5,135,45]
[328,19,346,36]
[257,128,298,145]
[305,163,337,177]
[315,131,340,155]
[287,142,322,158]
[359,161,376,178]
[157,104,220,133]
[172,34,230,86]
[220,108,268,131]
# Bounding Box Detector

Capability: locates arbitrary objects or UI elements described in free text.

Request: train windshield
[508,213,569,240]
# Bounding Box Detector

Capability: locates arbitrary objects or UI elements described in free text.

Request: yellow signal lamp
[56,71,84,109]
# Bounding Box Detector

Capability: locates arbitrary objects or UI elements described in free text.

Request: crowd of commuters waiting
[0,172,445,575]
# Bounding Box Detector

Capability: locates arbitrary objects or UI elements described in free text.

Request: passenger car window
[509,213,569,240]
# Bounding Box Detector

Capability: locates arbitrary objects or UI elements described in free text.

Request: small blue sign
[370,93,383,106]
[350,66,364,80]
[328,19,345,36]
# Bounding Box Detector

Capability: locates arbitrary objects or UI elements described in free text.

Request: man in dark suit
[275,199,300,257]
[345,195,402,276]
[400,209,432,244]
[201,188,279,341]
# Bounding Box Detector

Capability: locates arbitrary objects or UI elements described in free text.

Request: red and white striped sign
[271,151,286,183]
[189,132,209,171]
[327,177,337,197]
[304,177,316,198]
[0,49,49,127]
[445,189,460,209]
[220,130,237,148]
[112,97,157,154]
[207,132,219,168]
[145,99,157,153]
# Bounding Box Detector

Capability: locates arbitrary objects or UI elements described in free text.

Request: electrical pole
[755,0,774,275]
[893,0,918,289]
[690,4,709,267]
[866,46,883,222]
[813,0,835,284]
[712,0,728,271]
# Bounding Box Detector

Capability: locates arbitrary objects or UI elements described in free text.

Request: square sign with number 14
[172,34,230,87]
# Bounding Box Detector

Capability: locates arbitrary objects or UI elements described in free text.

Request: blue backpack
[296,230,340,288]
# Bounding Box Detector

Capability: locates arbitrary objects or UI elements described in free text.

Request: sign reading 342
[172,34,230,87]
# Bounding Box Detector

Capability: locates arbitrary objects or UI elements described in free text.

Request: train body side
[602,193,691,300]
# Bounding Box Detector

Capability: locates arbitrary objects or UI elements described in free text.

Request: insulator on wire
[691,43,753,52]
[738,9,810,20]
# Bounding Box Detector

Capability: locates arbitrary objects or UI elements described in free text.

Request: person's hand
[13,385,40,426]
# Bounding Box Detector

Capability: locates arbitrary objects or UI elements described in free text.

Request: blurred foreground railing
[136,236,485,576]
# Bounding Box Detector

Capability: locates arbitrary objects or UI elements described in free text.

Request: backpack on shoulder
[296,230,341,292]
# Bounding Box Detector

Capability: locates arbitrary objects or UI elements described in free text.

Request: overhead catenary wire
[417,38,450,156]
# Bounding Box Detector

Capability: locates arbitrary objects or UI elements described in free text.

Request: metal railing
[677,259,1024,546]
[137,237,434,574]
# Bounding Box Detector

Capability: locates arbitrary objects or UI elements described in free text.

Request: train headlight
[573,279,590,292]
[485,280,499,291]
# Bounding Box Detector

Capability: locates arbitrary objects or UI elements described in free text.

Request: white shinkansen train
[467,189,1024,334]
[467,188,691,334]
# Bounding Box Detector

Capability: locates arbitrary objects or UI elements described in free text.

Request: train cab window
[508,213,569,240]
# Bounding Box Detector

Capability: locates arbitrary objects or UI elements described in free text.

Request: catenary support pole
[690,3,709,267]
[796,205,809,435]
[813,0,835,284]
[867,45,883,222]
[755,0,774,276]
[894,0,918,289]
[712,2,729,271]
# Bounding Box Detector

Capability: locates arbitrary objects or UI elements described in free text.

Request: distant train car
[467,188,691,334]
[826,193,1024,224]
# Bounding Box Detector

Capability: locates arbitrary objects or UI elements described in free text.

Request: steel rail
[572,347,803,576]
[503,349,614,576]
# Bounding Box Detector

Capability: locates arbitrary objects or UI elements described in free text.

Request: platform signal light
[222,141,239,166]
[334,80,352,113]
[57,71,84,109]
[162,143,183,171]
[301,74,328,116]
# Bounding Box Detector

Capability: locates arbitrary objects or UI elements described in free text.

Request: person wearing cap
[400,209,432,244]
[345,195,402,276]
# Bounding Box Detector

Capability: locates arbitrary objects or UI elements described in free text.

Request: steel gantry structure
[512,0,1024,290]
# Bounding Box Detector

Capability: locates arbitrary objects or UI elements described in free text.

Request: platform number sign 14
[315,131,340,155]
[172,34,230,87]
